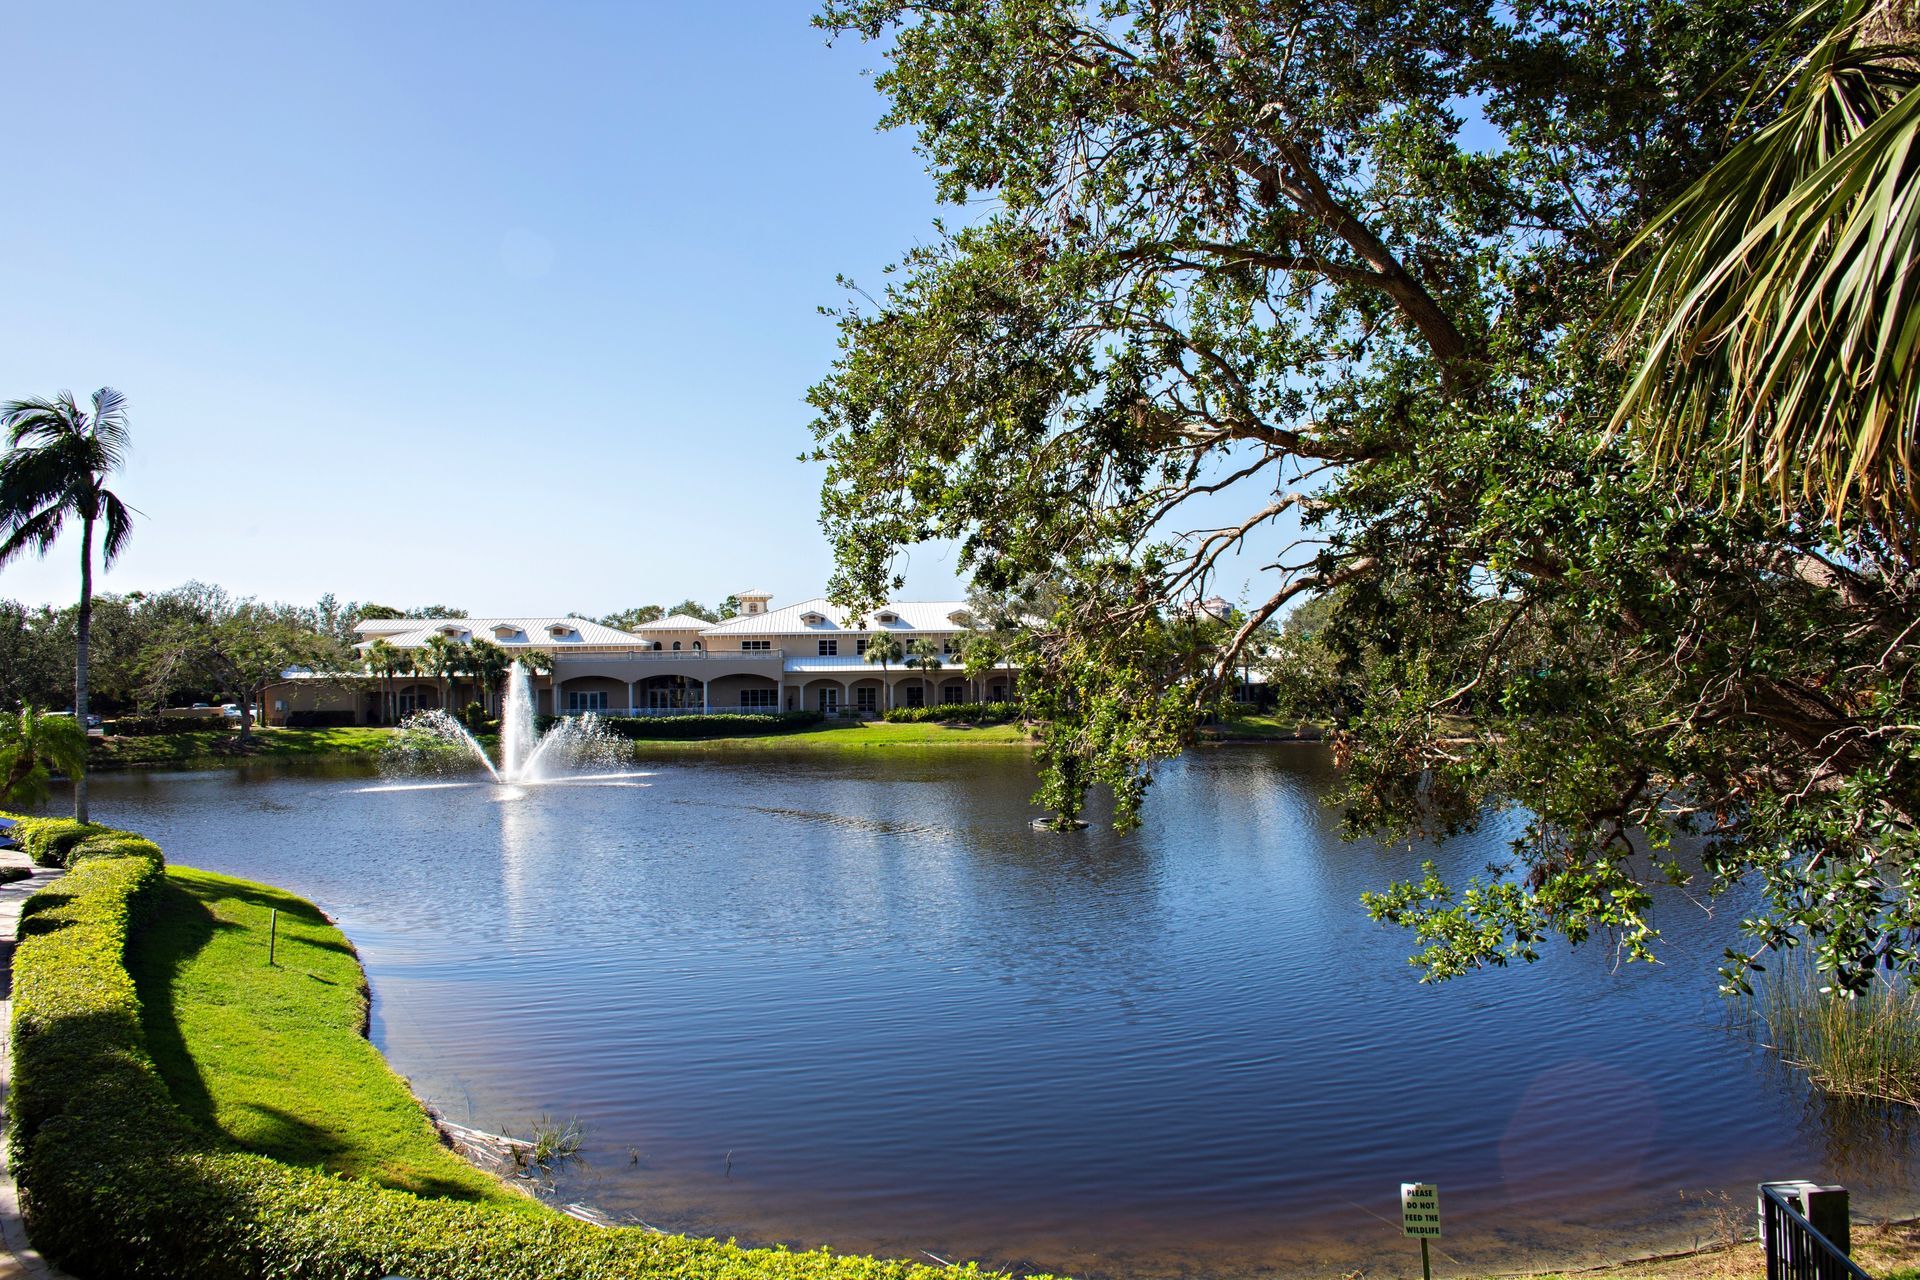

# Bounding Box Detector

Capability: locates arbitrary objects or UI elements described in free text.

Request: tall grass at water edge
[1741,957,1920,1108]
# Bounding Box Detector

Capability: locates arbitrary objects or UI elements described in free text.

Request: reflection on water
[65,748,1920,1278]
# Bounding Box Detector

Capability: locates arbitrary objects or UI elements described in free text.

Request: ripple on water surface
[69,749,1920,1279]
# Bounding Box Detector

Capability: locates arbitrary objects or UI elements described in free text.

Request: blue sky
[1,2,976,614]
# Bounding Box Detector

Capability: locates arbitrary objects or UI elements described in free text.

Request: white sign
[1401,1182,1441,1238]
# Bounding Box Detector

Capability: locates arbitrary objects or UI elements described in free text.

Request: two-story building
[264,591,1017,725]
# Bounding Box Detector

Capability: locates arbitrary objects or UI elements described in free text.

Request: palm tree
[466,638,511,717]
[0,707,89,807]
[862,632,904,713]
[1612,0,1920,544]
[416,633,466,716]
[904,638,943,708]
[365,637,401,725]
[0,388,135,822]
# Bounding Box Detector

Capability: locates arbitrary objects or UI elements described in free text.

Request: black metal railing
[1760,1182,1869,1280]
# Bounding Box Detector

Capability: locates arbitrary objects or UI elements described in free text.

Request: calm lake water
[68,747,1920,1278]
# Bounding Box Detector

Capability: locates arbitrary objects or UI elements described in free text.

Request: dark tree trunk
[73,515,92,824]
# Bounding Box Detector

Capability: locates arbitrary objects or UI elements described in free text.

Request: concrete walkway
[0,847,66,1279]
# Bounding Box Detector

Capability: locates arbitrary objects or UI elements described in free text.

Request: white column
[702,678,709,714]
[627,681,636,717]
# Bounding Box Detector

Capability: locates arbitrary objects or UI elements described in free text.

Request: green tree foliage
[808,0,1920,991]
[0,387,136,821]
[600,604,665,630]
[135,584,348,738]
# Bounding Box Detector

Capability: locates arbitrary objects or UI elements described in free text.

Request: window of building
[904,685,925,708]
[855,686,876,712]
[742,640,771,651]
[397,691,427,715]
[693,641,703,650]
[943,641,955,654]
[817,687,839,713]
[989,684,1008,702]
[566,690,610,712]
[855,638,868,654]
[672,641,681,650]
[941,684,966,704]
[651,642,662,651]
[739,688,777,709]
[818,639,838,656]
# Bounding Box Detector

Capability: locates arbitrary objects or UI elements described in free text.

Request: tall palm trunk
[73,514,92,823]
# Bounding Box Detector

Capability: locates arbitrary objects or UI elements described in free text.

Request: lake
[69,746,1920,1278]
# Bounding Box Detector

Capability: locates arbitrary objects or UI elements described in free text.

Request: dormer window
[946,610,972,626]
[545,623,577,640]
[438,623,466,638]
[875,610,898,624]
[491,625,521,641]
[800,610,827,626]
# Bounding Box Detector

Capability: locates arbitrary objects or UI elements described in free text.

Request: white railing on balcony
[592,648,783,661]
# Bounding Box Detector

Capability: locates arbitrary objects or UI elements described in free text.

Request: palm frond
[0,505,68,566]
[87,387,130,470]
[1611,0,1920,545]
[97,489,134,567]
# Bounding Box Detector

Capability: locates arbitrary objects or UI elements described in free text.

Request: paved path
[0,848,67,1280]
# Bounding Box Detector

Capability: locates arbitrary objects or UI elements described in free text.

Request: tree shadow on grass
[127,876,224,1133]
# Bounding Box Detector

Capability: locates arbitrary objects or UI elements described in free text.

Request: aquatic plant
[1744,955,1920,1107]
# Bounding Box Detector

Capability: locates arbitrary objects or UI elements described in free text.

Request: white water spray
[383,663,626,784]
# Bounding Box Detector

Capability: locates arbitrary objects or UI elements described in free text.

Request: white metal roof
[352,616,648,650]
[703,597,974,636]
[639,613,715,631]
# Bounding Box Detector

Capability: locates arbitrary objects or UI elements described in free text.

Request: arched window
[693,641,703,651]
[652,642,662,651]
[672,641,682,650]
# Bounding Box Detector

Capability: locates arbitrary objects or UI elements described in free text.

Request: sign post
[1401,1182,1440,1280]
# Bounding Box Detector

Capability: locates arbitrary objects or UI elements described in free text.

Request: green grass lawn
[126,866,522,1205]
[1198,713,1319,741]
[89,725,398,770]
[625,719,1033,751]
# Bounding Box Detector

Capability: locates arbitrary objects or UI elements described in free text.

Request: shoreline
[76,720,1326,774]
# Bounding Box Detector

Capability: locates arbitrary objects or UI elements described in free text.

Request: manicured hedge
[603,710,825,740]
[882,702,1024,726]
[13,817,111,868]
[103,716,239,737]
[6,824,1015,1280]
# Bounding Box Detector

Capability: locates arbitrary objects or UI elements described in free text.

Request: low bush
[603,711,824,740]
[7,824,1000,1280]
[882,701,1023,725]
[12,817,111,867]
[284,710,357,728]
[103,716,239,738]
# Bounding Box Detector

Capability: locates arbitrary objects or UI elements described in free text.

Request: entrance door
[817,687,839,714]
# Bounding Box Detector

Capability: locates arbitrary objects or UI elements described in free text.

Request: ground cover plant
[4,820,1015,1280]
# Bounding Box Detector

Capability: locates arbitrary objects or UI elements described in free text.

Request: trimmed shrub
[13,817,111,868]
[882,701,1023,726]
[603,711,824,740]
[103,716,240,738]
[7,827,1008,1280]
[285,710,356,728]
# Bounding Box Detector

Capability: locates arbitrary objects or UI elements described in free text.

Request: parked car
[221,704,241,719]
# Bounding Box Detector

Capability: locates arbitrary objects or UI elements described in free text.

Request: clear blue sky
[1,2,979,614]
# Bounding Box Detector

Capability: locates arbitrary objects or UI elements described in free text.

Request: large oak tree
[808,0,1920,991]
